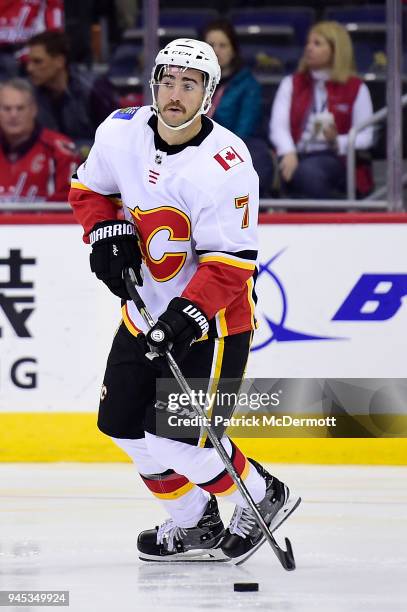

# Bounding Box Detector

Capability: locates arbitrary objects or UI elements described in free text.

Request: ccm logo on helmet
[90,223,135,245]
[170,50,193,56]
[183,304,209,336]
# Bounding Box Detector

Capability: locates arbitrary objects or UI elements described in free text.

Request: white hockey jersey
[70,106,259,338]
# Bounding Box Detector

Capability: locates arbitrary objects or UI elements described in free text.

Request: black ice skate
[220,459,301,565]
[137,495,226,562]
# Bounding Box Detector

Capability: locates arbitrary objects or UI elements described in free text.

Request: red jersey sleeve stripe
[182,260,254,320]
[69,185,121,242]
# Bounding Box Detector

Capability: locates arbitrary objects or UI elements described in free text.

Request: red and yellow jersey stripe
[182,249,258,337]
[69,174,123,242]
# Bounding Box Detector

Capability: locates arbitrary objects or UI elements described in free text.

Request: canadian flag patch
[214,146,244,170]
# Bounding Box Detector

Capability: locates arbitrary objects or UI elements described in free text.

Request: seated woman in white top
[269,20,374,200]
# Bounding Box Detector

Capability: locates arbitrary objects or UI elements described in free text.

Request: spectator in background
[202,19,261,139]
[26,31,117,143]
[270,21,374,200]
[0,78,79,202]
[0,0,63,79]
[202,19,273,196]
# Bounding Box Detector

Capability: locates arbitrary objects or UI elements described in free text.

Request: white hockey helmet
[150,38,221,131]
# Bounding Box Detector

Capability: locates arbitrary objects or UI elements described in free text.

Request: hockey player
[69,39,300,564]
[0,77,79,202]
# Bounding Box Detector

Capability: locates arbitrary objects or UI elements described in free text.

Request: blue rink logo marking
[252,249,340,352]
[113,106,140,120]
[252,249,407,352]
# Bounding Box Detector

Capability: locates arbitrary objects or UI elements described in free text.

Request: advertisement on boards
[1,222,407,412]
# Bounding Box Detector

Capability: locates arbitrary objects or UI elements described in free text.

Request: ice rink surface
[1,463,406,612]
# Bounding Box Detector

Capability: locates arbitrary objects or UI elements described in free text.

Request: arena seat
[137,9,219,29]
[227,7,316,45]
[323,5,385,24]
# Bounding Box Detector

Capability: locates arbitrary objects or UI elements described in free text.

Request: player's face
[156,67,205,128]
[205,29,234,70]
[304,32,333,70]
[0,87,37,140]
[27,45,65,86]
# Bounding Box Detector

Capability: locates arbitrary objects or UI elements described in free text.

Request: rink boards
[0,212,406,463]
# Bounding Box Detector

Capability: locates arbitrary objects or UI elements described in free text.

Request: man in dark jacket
[26,31,117,142]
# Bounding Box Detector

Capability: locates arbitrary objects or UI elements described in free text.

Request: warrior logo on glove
[89,222,136,244]
[146,297,210,361]
[183,304,209,336]
[89,219,143,299]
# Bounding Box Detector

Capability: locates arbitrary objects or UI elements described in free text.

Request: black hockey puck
[233,582,259,592]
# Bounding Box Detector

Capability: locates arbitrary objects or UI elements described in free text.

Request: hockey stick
[124,267,296,571]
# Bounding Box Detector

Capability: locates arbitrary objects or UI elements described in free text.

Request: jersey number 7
[235,195,249,229]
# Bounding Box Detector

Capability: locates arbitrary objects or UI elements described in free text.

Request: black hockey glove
[146,297,209,362]
[89,220,143,299]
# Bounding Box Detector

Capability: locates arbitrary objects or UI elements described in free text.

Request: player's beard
[159,101,201,128]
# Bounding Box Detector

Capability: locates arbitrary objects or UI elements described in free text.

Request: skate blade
[268,493,302,534]
[138,546,231,563]
[138,496,302,566]
[231,493,302,567]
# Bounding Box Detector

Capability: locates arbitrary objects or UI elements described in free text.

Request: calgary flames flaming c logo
[130,206,191,282]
